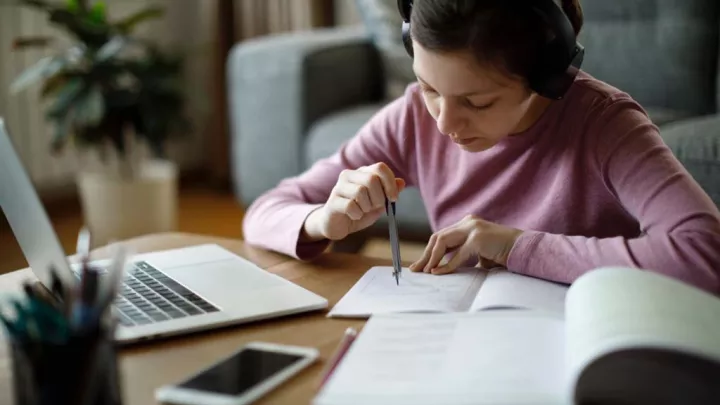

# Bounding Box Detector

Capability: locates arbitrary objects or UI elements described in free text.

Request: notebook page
[468,269,569,316]
[565,267,720,393]
[314,312,568,405]
[327,266,486,318]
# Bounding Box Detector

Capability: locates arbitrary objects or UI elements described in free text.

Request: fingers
[478,257,501,269]
[432,244,472,275]
[359,163,400,201]
[395,178,407,192]
[334,181,374,212]
[412,227,467,273]
[327,195,363,220]
[339,170,386,210]
[328,164,405,234]
[349,207,385,234]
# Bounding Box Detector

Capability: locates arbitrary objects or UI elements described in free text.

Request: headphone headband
[397,0,584,100]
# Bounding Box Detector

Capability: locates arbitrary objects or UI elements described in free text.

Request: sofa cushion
[353,0,416,99]
[305,102,432,234]
[305,103,385,166]
[645,107,697,127]
[659,114,720,207]
[578,0,719,116]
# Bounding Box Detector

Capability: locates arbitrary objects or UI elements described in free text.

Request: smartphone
[155,342,319,405]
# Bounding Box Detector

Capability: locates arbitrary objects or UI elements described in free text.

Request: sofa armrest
[659,114,720,207]
[227,26,384,207]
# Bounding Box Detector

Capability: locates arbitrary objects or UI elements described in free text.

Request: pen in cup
[96,244,130,319]
[72,265,99,331]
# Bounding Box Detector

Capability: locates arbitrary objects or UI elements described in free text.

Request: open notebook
[328,266,569,318]
[315,267,720,405]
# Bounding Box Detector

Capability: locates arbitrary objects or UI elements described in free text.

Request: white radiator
[0,4,79,192]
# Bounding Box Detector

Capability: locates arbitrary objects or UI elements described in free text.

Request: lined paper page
[328,267,487,318]
[314,312,567,405]
[469,270,569,316]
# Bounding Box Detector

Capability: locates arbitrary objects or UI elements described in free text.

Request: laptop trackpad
[160,259,286,301]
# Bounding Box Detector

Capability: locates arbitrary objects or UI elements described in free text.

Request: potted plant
[10,0,191,247]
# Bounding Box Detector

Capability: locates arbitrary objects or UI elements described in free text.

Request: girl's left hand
[409,215,523,275]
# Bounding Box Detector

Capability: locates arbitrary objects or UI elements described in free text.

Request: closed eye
[467,100,494,111]
[420,85,437,95]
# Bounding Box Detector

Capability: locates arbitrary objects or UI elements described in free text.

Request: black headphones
[397,0,585,100]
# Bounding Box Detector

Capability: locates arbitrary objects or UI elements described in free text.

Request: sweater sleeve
[242,87,419,260]
[508,97,720,293]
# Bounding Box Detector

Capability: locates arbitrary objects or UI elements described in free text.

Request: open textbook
[315,267,720,405]
[328,266,570,318]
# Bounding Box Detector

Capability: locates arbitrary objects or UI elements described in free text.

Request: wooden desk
[0,232,391,405]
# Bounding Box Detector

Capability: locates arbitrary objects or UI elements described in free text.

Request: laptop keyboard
[104,261,219,327]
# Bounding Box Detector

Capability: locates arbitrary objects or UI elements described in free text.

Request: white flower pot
[76,159,178,247]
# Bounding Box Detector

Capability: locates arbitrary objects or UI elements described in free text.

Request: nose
[435,99,465,136]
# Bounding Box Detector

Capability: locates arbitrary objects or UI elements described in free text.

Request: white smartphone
[155,342,319,405]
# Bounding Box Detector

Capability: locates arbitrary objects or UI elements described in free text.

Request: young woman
[242,0,720,293]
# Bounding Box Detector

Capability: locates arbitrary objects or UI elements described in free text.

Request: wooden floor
[0,186,427,275]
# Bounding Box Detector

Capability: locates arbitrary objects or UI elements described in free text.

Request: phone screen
[178,348,305,396]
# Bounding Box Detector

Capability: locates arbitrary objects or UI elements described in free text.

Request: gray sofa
[228,1,720,250]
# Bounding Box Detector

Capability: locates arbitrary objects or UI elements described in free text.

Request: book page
[328,267,486,318]
[468,269,569,316]
[314,312,568,405]
[564,267,720,402]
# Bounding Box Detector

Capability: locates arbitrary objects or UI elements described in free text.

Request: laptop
[0,118,328,344]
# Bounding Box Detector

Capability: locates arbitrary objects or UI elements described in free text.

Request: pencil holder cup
[8,327,123,405]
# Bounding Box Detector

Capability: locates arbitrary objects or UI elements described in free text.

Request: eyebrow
[415,73,494,97]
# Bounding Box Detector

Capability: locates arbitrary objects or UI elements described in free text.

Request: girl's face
[413,42,551,152]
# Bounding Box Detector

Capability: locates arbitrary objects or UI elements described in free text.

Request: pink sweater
[243,72,720,293]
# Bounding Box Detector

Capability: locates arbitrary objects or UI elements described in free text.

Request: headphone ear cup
[401,21,413,57]
[529,40,584,100]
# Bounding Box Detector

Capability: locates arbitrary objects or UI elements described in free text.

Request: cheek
[422,94,440,120]
[469,102,530,138]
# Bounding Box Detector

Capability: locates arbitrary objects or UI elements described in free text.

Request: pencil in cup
[8,326,123,405]
[1,241,131,405]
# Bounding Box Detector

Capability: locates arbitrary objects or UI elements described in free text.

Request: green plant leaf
[65,0,78,12]
[95,36,127,61]
[10,43,85,94]
[50,108,74,153]
[49,9,110,47]
[73,85,105,127]
[114,5,164,34]
[10,56,63,94]
[40,73,69,99]
[88,2,105,24]
[46,77,85,119]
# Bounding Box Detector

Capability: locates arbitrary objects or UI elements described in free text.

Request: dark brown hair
[411,0,584,83]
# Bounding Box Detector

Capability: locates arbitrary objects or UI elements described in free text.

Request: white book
[328,266,569,318]
[315,267,720,405]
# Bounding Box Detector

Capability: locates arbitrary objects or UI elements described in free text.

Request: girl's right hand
[302,163,406,242]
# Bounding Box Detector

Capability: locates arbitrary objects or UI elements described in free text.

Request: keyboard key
[117,262,219,321]
[198,302,219,312]
[166,308,186,319]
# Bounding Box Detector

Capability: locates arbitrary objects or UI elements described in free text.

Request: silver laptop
[0,118,328,344]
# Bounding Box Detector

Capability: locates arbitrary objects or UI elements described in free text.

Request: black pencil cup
[8,327,123,405]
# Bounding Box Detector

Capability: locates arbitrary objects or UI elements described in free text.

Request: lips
[452,137,477,146]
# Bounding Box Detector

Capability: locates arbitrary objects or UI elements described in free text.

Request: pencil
[318,327,358,389]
